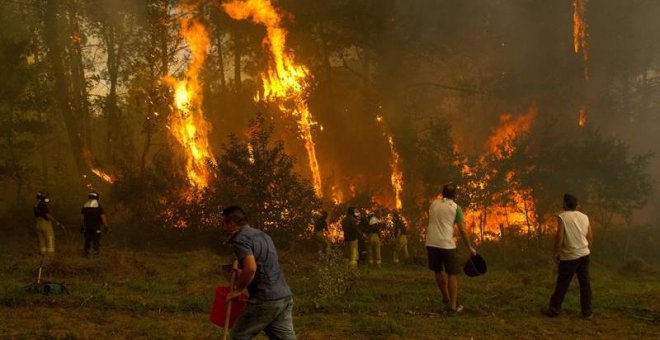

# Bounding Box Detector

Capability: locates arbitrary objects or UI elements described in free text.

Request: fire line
[222,0,324,198]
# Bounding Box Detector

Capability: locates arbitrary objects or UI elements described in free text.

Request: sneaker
[582,313,593,320]
[447,305,464,316]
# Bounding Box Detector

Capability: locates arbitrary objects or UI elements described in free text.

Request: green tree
[210,113,321,244]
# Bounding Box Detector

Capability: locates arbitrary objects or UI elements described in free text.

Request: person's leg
[44,222,55,254]
[366,234,375,264]
[548,259,579,315]
[448,274,459,311]
[93,233,101,255]
[393,236,401,263]
[36,221,47,255]
[434,271,450,304]
[374,236,381,266]
[230,303,273,340]
[264,298,297,340]
[402,235,409,260]
[84,234,92,257]
[576,255,592,317]
[349,240,358,266]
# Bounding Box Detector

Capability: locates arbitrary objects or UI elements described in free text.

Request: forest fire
[222,0,323,198]
[376,115,404,211]
[465,106,539,240]
[163,11,216,189]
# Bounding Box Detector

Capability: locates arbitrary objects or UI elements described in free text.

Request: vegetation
[1,230,659,339]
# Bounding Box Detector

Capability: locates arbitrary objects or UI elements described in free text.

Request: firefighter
[33,191,62,256]
[367,212,383,266]
[313,211,331,254]
[80,191,108,257]
[341,207,360,266]
[392,212,410,264]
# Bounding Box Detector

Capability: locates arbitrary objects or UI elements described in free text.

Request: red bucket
[210,286,249,328]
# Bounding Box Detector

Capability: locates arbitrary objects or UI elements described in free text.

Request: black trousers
[549,255,592,316]
[84,232,101,255]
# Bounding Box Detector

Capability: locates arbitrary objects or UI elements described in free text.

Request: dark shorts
[426,246,460,275]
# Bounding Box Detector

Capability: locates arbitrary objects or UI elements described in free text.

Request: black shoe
[542,308,560,317]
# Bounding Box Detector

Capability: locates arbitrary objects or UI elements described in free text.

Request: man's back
[82,200,104,230]
[232,225,292,302]
[557,210,590,260]
[426,198,464,249]
[341,216,359,241]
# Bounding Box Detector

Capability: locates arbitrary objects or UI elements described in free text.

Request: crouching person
[222,206,296,340]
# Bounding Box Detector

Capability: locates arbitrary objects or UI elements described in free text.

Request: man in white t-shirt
[545,194,593,319]
[426,184,477,315]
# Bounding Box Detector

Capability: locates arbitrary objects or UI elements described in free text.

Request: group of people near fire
[32,191,109,258]
[313,207,410,266]
[32,184,593,339]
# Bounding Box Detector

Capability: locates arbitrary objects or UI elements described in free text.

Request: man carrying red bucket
[212,205,296,340]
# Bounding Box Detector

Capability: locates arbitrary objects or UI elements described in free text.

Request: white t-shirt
[557,210,590,260]
[426,198,464,249]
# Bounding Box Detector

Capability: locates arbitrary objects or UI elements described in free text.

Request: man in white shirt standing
[426,184,477,315]
[545,194,593,319]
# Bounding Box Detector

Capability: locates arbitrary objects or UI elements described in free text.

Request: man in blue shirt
[222,206,296,340]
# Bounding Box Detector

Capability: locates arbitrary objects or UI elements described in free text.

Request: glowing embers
[578,106,587,128]
[163,9,216,189]
[222,0,323,197]
[375,115,404,211]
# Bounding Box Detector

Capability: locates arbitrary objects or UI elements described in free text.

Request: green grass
[0,238,658,339]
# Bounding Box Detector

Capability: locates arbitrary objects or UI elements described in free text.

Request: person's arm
[586,222,593,248]
[80,214,85,233]
[101,214,108,233]
[457,222,477,256]
[46,212,61,226]
[227,255,257,301]
[553,216,564,263]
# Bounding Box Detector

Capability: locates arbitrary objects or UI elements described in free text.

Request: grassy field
[1,234,658,339]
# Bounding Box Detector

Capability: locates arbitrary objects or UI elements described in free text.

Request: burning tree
[208,113,321,243]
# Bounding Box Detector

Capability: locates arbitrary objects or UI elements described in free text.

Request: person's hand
[225,290,242,303]
[553,253,561,264]
[469,247,477,256]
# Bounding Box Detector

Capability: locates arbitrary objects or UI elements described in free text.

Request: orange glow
[81,148,114,184]
[90,168,114,184]
[222,0,323,197]
[163,10,216,189]
[578,106,587,127]
[465,106,539,240]
[375,114,404,211]
[573,0,589,78]
[486,106,537,159]
[331,185,345,205]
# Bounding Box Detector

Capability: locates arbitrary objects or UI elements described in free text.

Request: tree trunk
[44,0,87,184]
[232,23,242,91]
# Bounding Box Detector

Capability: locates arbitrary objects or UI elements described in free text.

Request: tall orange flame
[222,0,323,197]
[81,147,114,184]
[573,0,589,78]
[376,115,403,210]
[163,10,216,189]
